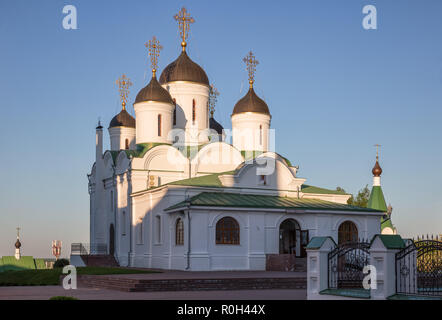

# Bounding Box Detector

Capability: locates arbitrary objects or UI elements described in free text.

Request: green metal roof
[166,192,384,212]
[306,237,336,249]
[169,173,348,197]
[381,217,395,231]
[169,171,235,188]
[301,185,350,195]
[367,186,388,212]
[370,234,405,249]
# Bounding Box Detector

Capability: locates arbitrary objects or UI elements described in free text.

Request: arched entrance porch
[279,219,309,257]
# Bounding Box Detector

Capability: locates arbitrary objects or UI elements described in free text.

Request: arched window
[125,139,129,150]
[176,218,184,245]
[173,99,177,126]
[338,221,358,244]
[216,217,240,245]
[192,99,196,123]
[158,114,162,136]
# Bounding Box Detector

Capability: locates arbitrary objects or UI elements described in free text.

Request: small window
[176,218,184,245]
[216,217,240,245]
[259,175,267,185]
[125,139,129,150]
[192,99,196,123]
[173,99,177,126]
[259,125,263,145]
[158,114,162,136]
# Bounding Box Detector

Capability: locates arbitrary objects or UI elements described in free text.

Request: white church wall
[134,101,174,144]
[192,142,244,174]
[232,112,271,152]
[109,126,136,151]
[163,82,210,146]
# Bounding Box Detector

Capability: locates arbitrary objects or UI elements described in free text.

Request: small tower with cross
[367,145,397,235]
[15,227,22,260]
[108,74,136,151]
[153,7,211,146]
[231,51,272,153]
[133,36,175,145]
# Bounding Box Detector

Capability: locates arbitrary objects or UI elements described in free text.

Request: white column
[306,237,336,300]
[369,235,405,300]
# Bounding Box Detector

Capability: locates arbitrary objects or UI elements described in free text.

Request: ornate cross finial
[374,144,381,161]
[116,74,133,110]
[16,227,20,239]
[243,51,259,89]
[145,36,163,77]
[209,84,219,118]
[174,7,195,51]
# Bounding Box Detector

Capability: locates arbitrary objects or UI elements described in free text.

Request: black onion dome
[232,88,270,116]
[159,51,209,86]
[135,76,174,104]
[109,109,135,128]
[15,239,21,249]
[209,117,224,135]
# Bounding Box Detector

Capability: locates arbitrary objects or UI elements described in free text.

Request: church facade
[88,8,388,271]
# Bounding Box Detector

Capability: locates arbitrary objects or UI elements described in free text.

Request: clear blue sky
[1,0,441,258]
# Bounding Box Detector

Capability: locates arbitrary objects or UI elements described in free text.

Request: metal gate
[328,241,370,289]
[396,237,442,296]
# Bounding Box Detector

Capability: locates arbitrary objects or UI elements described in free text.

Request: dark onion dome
[159,51,209,86]
[15,239,21,249]
[135,76,174,104]
[209,117,224,135]
[232,88,270,116]
[109,109,135,128]
[372,160,383,177]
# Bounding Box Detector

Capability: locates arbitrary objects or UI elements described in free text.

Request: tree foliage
[336,185,371,207]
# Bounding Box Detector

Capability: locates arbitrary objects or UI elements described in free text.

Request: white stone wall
[163,82,210,146]
[108,126,136,151]
[232,112,271,152]
[134,101,174,144]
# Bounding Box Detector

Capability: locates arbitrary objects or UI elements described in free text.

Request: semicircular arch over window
[338,221,358,244]
[216,217,240,245]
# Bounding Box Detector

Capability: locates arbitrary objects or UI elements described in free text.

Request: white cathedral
[88,8,391,271]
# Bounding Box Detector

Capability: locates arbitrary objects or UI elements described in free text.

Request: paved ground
[0,285,306,300]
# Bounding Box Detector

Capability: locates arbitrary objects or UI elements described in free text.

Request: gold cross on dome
[209,84,219,118]
[145,36,163,77]
[243,51,259,88]
[174,7,195,51]
[374,144,381,160]
[116,74,132,110]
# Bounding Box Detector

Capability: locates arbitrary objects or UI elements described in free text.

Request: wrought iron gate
[328,241,370,289]
[396,238,442,296]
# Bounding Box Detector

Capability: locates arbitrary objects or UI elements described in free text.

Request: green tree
[336,185,370,207]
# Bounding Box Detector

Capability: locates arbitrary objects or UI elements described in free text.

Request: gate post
[369,235,405,300]
[306,237,336,300]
